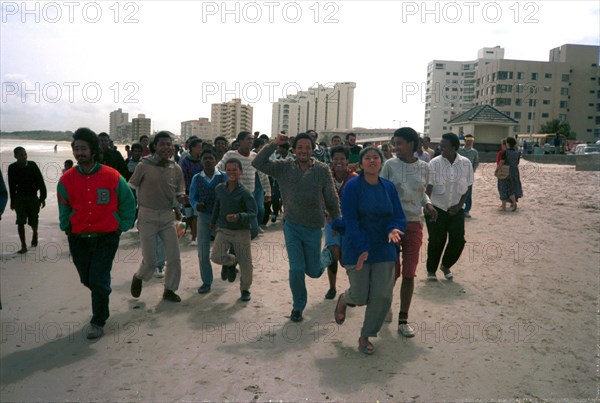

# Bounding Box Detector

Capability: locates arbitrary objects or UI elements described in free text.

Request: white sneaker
[427,272,437,281]
[398,323,415,338]
[190,240,198,246]
[441,266,453,280]
[385,309,393,323]
[155,267,164,278]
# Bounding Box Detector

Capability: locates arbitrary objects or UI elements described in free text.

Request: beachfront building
[211,98,253,139]
[271,82,356,137]
[319,128,397,146]
[109,108,129,139]
[132,114,151,140]
[425,44,600,143]
[181,118,212,141]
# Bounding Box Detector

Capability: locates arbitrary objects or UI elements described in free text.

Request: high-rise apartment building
[425,44,600,142]
[211,99,253,139]
[109,108,129,139]
[271,82,356,137]
[181,118,212,141]
[132,114,151,141]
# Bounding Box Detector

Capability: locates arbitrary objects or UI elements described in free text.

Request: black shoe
[290,309,303,322]
[163,290,181,302]
[325,288,336,300]
[197,284,211,294]
[270,213,277,223]
[227,266,238,283]
[130,275,142,298]
[240,290,251,301]
[17,246,27,254]
[86,324,104,340]
[221,266,228,281]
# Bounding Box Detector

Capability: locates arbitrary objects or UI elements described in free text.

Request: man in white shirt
[425,132,474,281]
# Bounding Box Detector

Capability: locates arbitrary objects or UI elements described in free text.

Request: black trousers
[425,206,466,273]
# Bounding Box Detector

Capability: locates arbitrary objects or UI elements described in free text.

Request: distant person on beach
[125,144,131,159]
[97,132,127,178]
[54,144,57,152]
[422,136,435,159]
[214,136,229,161]
[381,127,437,337]
[63,159,74,173]
[323,146,357,300]
[8,146,47,254]
[125,143,143,181]
[0,171,7,220]
[180,138,204,245]
[190,148,227,294]
[345,132,362,171]
[457,134,479,218]
[496,136,523,212]
[253,132,341,323]
[216,131,271,240]
[333,146,406,354]
[129,131,188,303]
[425,132,473,281]
[209,158,257,302]
[139,135,151,157]
[57,128,136,339]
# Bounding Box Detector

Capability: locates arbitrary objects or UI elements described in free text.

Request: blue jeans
[68,232,120,327]
[156,236,165,269]
[464,185,473,214]
[196,212,214,285]
[283,220,324,312]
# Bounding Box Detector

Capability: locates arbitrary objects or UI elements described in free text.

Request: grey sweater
[252,143,341,228]
[211,183,257,231]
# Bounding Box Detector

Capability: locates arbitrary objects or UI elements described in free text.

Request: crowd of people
[3,127,523,353]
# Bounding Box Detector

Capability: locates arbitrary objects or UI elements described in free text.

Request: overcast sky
[1,0,598,136]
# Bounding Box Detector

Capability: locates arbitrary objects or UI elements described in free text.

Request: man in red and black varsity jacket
[57,128,136,340]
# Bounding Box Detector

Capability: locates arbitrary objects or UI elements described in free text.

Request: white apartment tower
[211,99,253,139]
[271,82,356,137]
[181,118,212,141]
[425,44,600,142]
[109,108,129,139]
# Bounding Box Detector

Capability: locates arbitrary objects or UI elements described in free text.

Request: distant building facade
[211,99,253,139]
[109,108,129,140]
[181,118,212,141]
[271,82,356,137]
[132,114,151,140]
[425,44,600,143]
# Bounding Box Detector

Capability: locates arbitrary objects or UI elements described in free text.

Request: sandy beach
[0,151,598,401]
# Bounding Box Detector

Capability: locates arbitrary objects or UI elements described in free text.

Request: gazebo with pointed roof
[447,104,518,152]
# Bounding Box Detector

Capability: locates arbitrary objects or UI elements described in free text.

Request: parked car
[574,144,600,155]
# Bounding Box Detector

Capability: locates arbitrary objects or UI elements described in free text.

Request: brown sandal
[334,293,346,325]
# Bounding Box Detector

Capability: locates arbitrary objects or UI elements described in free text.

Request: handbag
[495,164,510,180]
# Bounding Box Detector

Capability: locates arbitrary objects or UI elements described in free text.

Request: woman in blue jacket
[334,146,406,354]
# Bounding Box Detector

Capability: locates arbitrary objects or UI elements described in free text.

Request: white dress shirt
[427,153,474,211]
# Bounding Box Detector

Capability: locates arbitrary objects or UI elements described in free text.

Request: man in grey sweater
[253,133,341,322]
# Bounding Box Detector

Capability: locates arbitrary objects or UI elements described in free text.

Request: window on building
[436,63,445,69]
[544,73,552,79]
[560,101,568,108]
[526,125,531,133]
[498,71,513,80]
[531,72,538,80]
[514,112,522,119]
[562,74,570,82]
[560,87,569,95]
[516,99,523,106]
[543,100,550,105]
[496,98,512,106]
[513,126,520,133]
[543,86,551,92]
[529,99,537,107]
[492,73,497,81]
[559,114,567,121]
[542,113,549,118]
[528,112,535,119]
[446,72,450,75]
[453,72,459,76]
[517,72,525,80]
